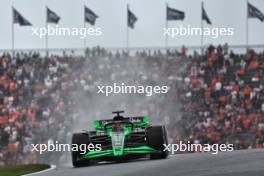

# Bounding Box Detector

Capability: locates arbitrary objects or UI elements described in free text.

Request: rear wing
[93,116,149,130]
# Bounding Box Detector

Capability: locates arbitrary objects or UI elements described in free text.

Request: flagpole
[83,4,87,55]
[201,1,204,55]
[126,4,129,52]
[46,7,49,57]
[11,6,15,58]
[84,20,87,52]
[165,3,168,51]
[246,0,249,50]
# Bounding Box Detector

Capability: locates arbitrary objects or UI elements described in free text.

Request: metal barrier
[0,44,263,56]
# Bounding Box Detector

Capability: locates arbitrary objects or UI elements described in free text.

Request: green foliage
[0,164,49,176]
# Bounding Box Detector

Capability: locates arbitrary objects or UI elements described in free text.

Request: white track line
[22,164,56,176]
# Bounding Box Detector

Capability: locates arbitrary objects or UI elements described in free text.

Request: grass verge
[0,164,50,176]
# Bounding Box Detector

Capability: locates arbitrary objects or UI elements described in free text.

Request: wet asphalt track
[35,149,264,176]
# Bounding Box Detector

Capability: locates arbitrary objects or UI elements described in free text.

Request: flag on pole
[167,6,185,21]
[13,8,32,26]
[47,7,60,24]
[202,4,212,25]
[84,6,98,25]
[127,8,138,29]
[248,3,264,22]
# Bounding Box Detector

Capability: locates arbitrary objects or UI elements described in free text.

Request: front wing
[82,145,157,159]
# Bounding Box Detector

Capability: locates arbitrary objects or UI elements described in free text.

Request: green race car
[71,111,168,167]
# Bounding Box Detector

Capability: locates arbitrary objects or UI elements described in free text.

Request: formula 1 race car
[71,111,168,167]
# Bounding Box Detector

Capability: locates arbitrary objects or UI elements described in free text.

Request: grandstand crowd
[0,52,84,165]
[172,45,264,150]
[0,45,263,165]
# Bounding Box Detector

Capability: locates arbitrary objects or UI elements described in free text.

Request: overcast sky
[0,0,263,49]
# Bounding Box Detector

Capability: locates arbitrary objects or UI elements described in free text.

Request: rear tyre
[147,126,169,159]
[71,133,90,167]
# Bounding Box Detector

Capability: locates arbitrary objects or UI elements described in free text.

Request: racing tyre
[71,133,90,167]
[147,126,169,159]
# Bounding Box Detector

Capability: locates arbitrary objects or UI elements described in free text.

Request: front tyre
[71,133,90,167]
[147,126,169,159]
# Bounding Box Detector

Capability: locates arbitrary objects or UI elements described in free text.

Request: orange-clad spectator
[248,113,257,121]
[0,104,6,109]
[211,78,218,86]
[191,78,199,85]
[211,131,221,141]
[9,109,20,121]
[256,144,263,149]
[7,142,19,152]
[235,68,245,76]
[0,115,8,124]
[27,108,36,119]
[244,85,252,96]
[8,80,17,90]
[219,95,227,103]
[249,60,258,69]
[0,76,5,83]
